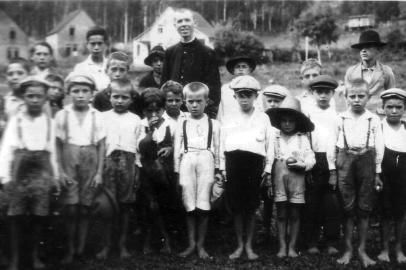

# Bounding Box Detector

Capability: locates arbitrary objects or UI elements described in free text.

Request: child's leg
[95,217,112,260]
[62,205,78,264]
[8,217,19,270]
[245,212,259,260]
[179,211,196,257]
[196,210,210,259]
[118,204,131,259]
[337,213,354,265]
[77,205,90,256]
[229,214,244,260]
[377,214,391,262]
[31,217,46,269]
[276,202,288,258]
[288,203,301,258]
[357,213,376,267]
[395,214,406,263]
[261,187,273,235]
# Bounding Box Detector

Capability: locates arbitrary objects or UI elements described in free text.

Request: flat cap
[65,71,95,87]
[20,76,50,89]
[380,88,406,100]
[229,75,261,92]
[309,74,338,91]
[262,84,289,98]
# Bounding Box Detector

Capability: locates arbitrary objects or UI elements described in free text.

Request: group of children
[0,28,405,270]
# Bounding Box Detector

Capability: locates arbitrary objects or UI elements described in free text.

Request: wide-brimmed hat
[351,30,386,49]
[229,75,261,93]
[226,55,256,74]
[309,75,338,91]
[144,45,165,66]
[265,96,314,133]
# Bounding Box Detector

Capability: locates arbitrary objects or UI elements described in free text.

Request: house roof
[47,9,90,36]
[0,9,28,37]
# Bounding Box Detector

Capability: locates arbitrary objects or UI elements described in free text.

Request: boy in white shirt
[335,78,384,268]
[174,82,220,259]
[161,80,188,135]
[377,88,406,264]
[266,96,315,258]
[55,72,106,264]
[96,78,141,260]
[0,77,59,270]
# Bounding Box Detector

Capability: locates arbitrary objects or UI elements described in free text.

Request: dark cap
[309,75,338,91]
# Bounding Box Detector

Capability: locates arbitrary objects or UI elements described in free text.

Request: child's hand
[133,166,140,190]
[261,172,272,187]
[267,186,274,198]
[287,160,306,171]
[91,173,102,188]
[51,178,61,195]
[59,172,74,188]
[148,116,160,129]
[158,147,172,158]
[220,170,227,182]
[375,174,383,192]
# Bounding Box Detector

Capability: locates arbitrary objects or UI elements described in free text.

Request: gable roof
[47,9,91,36]
[0,9,28,36]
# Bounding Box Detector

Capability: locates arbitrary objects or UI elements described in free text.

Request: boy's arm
[263,124,275,187]
[219,125,226,173]
[213,121,221,170]
[374,117,384,174]
[0,117,17,184]
[173,120,183,174]
[303,135,316,171]
[92,138,106,187]
[48,121,60,187]
[385,65,396,89]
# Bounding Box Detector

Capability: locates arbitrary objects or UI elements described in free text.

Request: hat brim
[144,51,165,66]
[351,41,386,49]
[265,108,315,133]
[226,57,256,74]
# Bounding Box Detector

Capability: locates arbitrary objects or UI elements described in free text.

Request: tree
[294,4,340,63]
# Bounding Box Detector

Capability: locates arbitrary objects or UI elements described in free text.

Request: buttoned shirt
[73,56,110,91]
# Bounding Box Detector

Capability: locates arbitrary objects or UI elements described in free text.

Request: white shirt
[174,114,220,173]
[336,109,384,173]
[102,110,141,156]
[3,93,24,121]
[382,119,406,152]
[30,67,51,80]
[73,56,110,91]
[55,104,106,146]
[0,112,59,184]
[220,108,274,173]
[298,90,337,111]
[162,111,189,138]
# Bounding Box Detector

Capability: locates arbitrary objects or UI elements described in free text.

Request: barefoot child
[96,78,141,259]
[45,74,65,117]
[335,78,384,267]
[266,96,315,258]
[55,72,106,264]
[377,88,406,264]
[0,77,59,270]
[174,82,220,259]
[302,75,341,255]
[220,75,273,260]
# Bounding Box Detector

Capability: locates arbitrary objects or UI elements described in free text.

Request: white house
[132,7,215,67]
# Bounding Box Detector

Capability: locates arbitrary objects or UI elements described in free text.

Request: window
[7,47,19,60]
[158,25,163,33]
[65,45,71,57]
[137,44,140,56]
[69,26,75,37]
[9,30,16,40]
[72,44,78,52]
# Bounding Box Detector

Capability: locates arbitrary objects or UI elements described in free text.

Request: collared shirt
[55,104,106,146]
[102,110,141,156]
[173,114,220,173]
[30,67,51,80]
[162,111,188,137]
[297,90,337,112]
[336,109,384,173]
[3,93,24,121]
[220,108,274,173]
[381,119,406,152]
[73,56,110,91]
[361,63,376,84]
[0,111,59,184]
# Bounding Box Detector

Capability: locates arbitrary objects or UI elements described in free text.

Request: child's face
[47,81,64,102]
[106,60,128,80]
[313,88,334,109]
[144,102,164,123]
[301,68,320,89]
[6,63,28,91]
[263,95,284,110]
[69,84,93,110]
[359,45,379,64]
[233,61,251,76]
[151,56,163,74]
[110,85,132,113]
[383,98,405,124]
[346,87,369,114]
[234,90,257,112]
[24,85,47,116]
[165,91,183,117]
[185,90,207,118]
[87,35,107,59]
[280,115,297,135]
[32,45,52,69]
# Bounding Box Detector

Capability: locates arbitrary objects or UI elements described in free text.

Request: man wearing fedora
[344,30,395,114]
[161,9,221,118]
[139,45,165,90]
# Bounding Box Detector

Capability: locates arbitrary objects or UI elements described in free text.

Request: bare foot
[288,248,299,258]
[96,247,109,260]
[229,246,243,260]
[197,247,211,259]
[337,251,352,265]
[307,247,320,254]
[277,246,287,258]
[61,253,74,265]
[377,250,390,262]
[160,244,172,255]
[120,248,131,259]
[358,250,376,268]
[396,250,406,264]
[33,257,45,269]
[246,247,259,261]
[327,246,339,255]
[178,245,196,258]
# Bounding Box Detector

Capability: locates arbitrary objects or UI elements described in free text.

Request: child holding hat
[220,75,273,260]
[345,30,395,114]
[265,97,315,258]
[377,88,406,264]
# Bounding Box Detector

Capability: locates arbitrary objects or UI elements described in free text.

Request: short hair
[7,57,31,73]
[30,41,53,56]
[161,80,183,97]
[106,51,131,70]
[300,58,322,75]
[86,26,108,42]
[346,78,368,96]
[183,82,209,99]
[45,74,64,86]
[174,8,195,23]
[141,88,165,110]
[110,78,134,93]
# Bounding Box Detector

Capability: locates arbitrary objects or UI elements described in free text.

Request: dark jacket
[139,71,160,89]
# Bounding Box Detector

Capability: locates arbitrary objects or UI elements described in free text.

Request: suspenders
[183,117,213,153]
[341,117,372,150]
[17,113,51,149]
[64,109,96,145]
